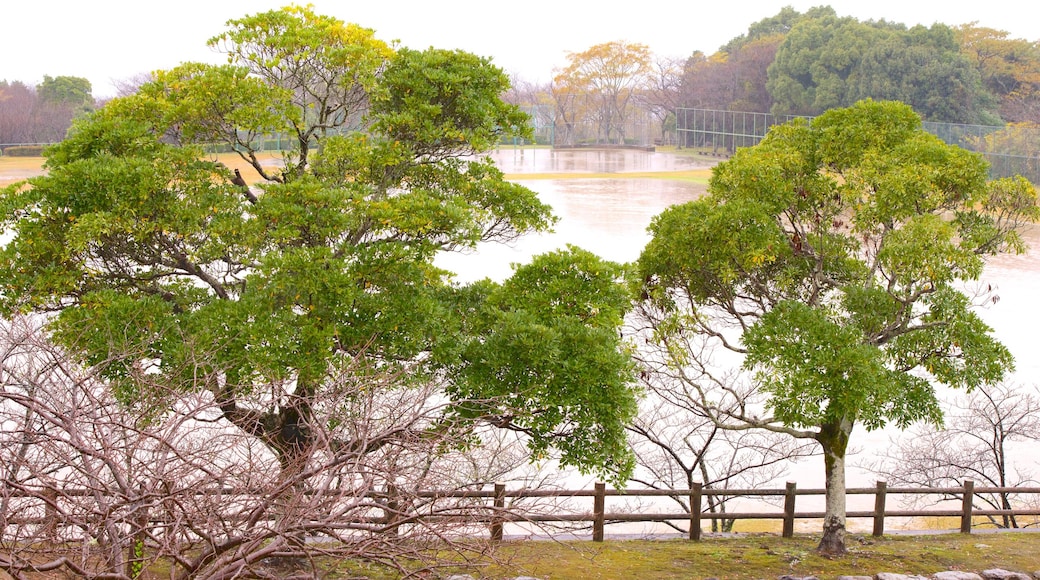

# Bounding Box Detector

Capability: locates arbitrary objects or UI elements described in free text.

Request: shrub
[3,145,46,157]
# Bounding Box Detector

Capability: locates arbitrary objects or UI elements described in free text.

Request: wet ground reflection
[489,147,712,174]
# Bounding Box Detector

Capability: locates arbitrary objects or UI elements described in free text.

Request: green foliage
[721,6,836,54]
[445,247,638,480]
[0,6,638,478]
[372,47,532,156]
[0,145,44,156]
[38,75,93,111]
[850,25,993,123]
[638,100,1022,433]
[634,100,1031,549]
[768,14,995,123]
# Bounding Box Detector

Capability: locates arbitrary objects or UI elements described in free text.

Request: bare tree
[109,73,156,99]
[629,395,816,533]
[624,306,818,535]
[872,381,1040,529]
[0,81,36,144]
[0,317,539,580]
[634,56,684,145]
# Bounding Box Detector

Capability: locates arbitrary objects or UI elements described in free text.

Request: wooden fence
[13,480,1040,542]
[466,480,1040,541]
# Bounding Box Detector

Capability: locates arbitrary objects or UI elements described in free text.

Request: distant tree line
[7,8,1039,150]
[684,6,1040,125]
[504,5,1040,147]
[0,75,94,147]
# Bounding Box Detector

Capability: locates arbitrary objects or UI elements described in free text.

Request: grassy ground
[22,530,1040,579]
[483,533,1040,579]
[0,152,715,188]
[0,155,46,186]
[0,152,284,187]
[310,532,1040,580]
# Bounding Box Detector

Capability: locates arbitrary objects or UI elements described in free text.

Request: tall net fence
[676,108,1040,184]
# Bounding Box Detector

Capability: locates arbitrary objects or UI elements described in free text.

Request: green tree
[633,100,1037,555]
[720,5,835,54]
[851,24,995,124]
[37,75,94,111]
[0,6,638,482]
[768,14,996,123]
[767,14,888,115]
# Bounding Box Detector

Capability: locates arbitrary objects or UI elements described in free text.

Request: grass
[27,530,1040,580]
[310,532,1040,579]
[0,152,285,188]
[0,155,46,186]
[0,152,715,188]
[476,533,1040,579]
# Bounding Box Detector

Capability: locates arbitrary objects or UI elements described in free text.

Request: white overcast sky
[3,1,1038,98]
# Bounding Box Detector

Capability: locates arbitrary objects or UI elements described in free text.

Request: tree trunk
[216,380,315,480]
[817,416,852,556]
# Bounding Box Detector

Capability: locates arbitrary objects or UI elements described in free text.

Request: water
[448,148,1040,531]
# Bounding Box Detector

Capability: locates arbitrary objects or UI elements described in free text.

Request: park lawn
[0,152,283,187]
[0,155,45,186]
[315,533,1040,580]
[0,153,714,187]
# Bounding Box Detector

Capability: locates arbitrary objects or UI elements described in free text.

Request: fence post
[383,483,400,536]
[592,482,606,542]
[42,486,58,541]
[689,482,703,541]
[490,483,505,542]
[128,485,149,580]
[960,480,975,534]
[782,481,796,538]
[872,480,887,537]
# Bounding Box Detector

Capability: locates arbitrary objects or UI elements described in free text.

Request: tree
[0,80,36,143]
[851,24,995,124]
[874,382,1040,529]
[0,5,637,493]
[632,100,1038,555]
[549,74,584,145]
[37,75,94,111]
[720,5,836,55]
[955,24,1040,123]
[636,56,684,144]
[553,41,653,144]
[627,391,817,533]
[0,318,552,579]
[768,14,996,124]
[0,78,86,144]
[679,35,781,114]
[766,15,883,116]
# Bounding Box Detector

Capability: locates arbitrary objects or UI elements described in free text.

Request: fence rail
[8,479,1040,543]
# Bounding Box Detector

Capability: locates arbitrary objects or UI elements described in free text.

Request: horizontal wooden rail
[6,479,1040,542]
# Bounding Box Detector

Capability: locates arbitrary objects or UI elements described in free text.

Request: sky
[3,1,1038,98]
